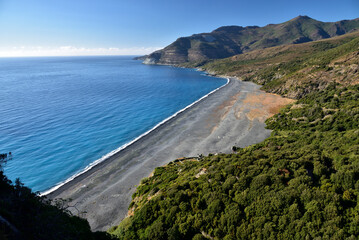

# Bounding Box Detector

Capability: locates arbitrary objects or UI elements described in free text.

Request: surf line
[41,77,230,196]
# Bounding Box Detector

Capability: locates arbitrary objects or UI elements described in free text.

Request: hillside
[0,168,113,240]
[109,83,359,240]
[139,16,359,65]
[202,31,359,99]
[110,27,359,240]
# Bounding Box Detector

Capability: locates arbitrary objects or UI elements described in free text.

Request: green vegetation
[112,30,359,239]
[110,84,359,239]
[0,161,113,240]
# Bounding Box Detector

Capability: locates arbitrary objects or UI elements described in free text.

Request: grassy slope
[200,31,359,99]
[110,32,359,240]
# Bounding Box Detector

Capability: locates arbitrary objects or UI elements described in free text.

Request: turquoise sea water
[0,56,226,192]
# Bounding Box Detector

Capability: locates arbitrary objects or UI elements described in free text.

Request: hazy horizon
[0,0,357,57]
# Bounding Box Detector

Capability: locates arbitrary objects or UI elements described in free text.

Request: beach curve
[47,77,294,231]
[41,77,230,196]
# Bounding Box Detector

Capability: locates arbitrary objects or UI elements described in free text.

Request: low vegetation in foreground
[0,168,113,240]
[109,84,359,239]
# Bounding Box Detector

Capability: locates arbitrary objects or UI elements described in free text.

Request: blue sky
[0,0,358,56]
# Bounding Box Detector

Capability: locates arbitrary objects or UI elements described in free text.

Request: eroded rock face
[141,16,359,65]
[143,58,157,65]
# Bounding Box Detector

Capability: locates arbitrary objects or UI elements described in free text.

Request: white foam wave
[41,77,230,196]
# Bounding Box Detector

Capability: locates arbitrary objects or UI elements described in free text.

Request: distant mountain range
[138,16,359,65]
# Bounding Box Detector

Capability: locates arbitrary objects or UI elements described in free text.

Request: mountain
[138,16,359,65]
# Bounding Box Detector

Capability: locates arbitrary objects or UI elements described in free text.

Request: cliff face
[140,16,359,65]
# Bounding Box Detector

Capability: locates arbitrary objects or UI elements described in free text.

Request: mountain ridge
[138,16,359,65]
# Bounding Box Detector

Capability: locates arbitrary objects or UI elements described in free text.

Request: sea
[0,56,227,192]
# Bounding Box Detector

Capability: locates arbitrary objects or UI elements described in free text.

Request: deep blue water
[0,56,226,192]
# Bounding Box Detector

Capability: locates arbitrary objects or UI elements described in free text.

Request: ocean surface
[0,56,227,192]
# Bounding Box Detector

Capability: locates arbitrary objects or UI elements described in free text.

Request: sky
[0,0,358,57]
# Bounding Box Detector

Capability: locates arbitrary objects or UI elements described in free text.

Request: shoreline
[48,77,294,231]
[41,77,230,196]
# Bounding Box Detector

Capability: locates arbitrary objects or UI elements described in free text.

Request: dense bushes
[0,170,113,240]
[110,85,359,239]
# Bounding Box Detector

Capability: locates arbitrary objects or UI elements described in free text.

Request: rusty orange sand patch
[241,93,295,121]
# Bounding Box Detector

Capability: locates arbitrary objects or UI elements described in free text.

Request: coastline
[47,77,294,231]
[41,77,230,196]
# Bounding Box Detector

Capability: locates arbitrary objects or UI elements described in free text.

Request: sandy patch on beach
[240,93,295,121]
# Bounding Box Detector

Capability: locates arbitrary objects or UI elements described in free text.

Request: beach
[47,78,294,231]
